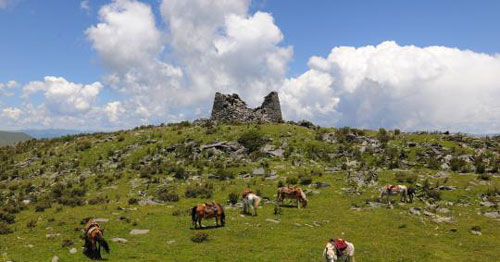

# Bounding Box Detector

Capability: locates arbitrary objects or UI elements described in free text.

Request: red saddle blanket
[334,239,348,250]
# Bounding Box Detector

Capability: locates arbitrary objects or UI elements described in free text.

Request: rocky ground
[0,122,498,261]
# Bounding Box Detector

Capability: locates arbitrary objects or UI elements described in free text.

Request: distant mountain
[0,131,32,146]
[20,129,93,139]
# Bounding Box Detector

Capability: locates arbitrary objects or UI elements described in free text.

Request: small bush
[0,222,13,235]
[156,188,180,202]
[471,225,481,232]
[26,219,37,229]
[128,198,139,205]
[277,181,284,188]
[478,173,490,181]
[228,192,239,205]
[185,183,213,199]
[0,212,15,224]
[191,232,208,243]
[299,176,313,185]
[238,130,266,153]
[286,177,298,185]
[395,172,417,184]
[88,196,109,205]
[61,239,74,248]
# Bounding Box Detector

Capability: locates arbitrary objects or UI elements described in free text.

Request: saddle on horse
[84,219,100,236]
[334,238,348,256]
[242,189,253,198]
[203,202,218,215]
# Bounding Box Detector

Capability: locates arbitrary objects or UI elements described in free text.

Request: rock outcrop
[210,92,283,123]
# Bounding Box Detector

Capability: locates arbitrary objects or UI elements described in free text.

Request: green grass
[0,123,499,261]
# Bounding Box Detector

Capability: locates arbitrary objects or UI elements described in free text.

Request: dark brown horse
[83,218,110,260]
[191,202,225,229]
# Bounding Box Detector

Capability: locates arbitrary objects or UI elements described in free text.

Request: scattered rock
[111,237,128,243]
[471,230,482,235]
[166,240,176,245]
[252,168,265,176]
[294,223,302,227]
[265,218,280,224]
[93,218,109,223]
[437,208,450,214]
[437,185,457,191]
[479,201,496,207]
[69,248,77,254]
[130,229,149,235]
[409,207,421,215]
[46,233,60,239]
[314,182,330,188]
[52,256,59,262]
[483,211,500,219]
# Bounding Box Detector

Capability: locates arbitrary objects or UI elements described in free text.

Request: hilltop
[0,121,499,261]
[0,130,32,146]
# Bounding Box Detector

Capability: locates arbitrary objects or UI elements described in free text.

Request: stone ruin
[210,91,283,123]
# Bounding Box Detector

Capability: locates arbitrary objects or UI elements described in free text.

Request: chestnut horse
[276,186,308,208]
[191,202,225,229]
[379,184,411,203]
[83,219,109,260]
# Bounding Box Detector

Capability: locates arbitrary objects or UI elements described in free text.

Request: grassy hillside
[0,122,498,261]
[0,131,31,146]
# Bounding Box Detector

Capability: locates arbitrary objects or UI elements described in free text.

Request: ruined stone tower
[210,91,283,123]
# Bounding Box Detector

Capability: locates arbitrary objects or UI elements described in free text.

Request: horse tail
[96,233,110,253]
[191,206,197,224]
[219,205,225,225]
[254,195,262,209]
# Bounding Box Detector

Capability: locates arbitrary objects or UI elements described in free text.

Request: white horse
[243,193,261,216]
[323,240,355,262]
[379,184,410,203]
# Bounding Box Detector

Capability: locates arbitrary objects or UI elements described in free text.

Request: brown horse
[276,186,308,208]
[83,218,110,260]
[191,202,225,229]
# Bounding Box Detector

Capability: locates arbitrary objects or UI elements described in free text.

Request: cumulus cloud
[2,107,22,119]
[104,101,125,122]
[23,76,102,115]
[281,41,500,133]
[83,0,291,127]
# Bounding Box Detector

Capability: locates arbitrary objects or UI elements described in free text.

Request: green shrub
[156,188,180,202]
[191,232,208,243]
[238,130,265,153]
[228,192,239,205]
[0,222,13,235]
[26,219,37,229]
[185,183,213,199]
[286,177,298,185]
[128,198,139,205]
[0,212,15,224]
[395,172,417,184]
[299,176,313,185]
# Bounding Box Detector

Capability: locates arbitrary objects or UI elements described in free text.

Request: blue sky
[1,0,500,133]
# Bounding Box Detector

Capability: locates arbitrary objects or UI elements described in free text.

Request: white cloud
[104,101,125,122]
[6,80,19,88]
[282,41,500,133]
[80,0,90,11]
[2,107,22,119]
[83,0,291,127]
[23,76,102,115]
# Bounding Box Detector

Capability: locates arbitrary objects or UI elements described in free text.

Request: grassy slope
[0,124,499,261]
[0,131,31,146]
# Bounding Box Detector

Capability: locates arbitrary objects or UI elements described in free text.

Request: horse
[323,239,355,262]
[243,192,262,216]
[191,202,225,229]
[276,186,308,208]
[83,218,110,260]
[379,184,410,203]
[407,186,416,203]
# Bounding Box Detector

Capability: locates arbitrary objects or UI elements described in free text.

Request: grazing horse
[276,186,308,208]
[407,186,416,203]
[191,202,225,229]
[323,239,355,262]
[379,184,410,203]
[83,219,110,260]
[243,192,262,216]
